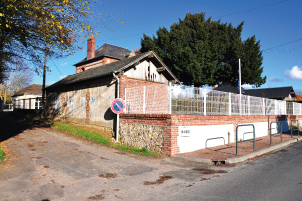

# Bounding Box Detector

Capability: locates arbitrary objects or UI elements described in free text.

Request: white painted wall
[237,120,289,141]
[124,60,168,84]
[177,124,235,153]
[177,120,290,154]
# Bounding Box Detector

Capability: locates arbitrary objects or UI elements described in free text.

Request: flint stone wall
[120,123,164,153]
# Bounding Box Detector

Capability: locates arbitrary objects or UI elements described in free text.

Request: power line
[51,59,63,76]
[96,0,290,43]
[213,0,290,19]
[262,38,302,52]
[263,47,302,53]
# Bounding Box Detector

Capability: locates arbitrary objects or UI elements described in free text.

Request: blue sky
[35,0,302,92]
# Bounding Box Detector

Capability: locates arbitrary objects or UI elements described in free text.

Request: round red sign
[111,98,125,114]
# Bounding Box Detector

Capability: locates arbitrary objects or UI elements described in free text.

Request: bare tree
[0,59,33,103]
[295,89,302,96]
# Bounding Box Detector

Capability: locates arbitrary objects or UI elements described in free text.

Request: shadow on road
[0,112,34,142]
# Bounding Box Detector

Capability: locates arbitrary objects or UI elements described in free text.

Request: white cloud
[284,66,302,80]
[60,75,67,79]
[49,81,56,85]
[269,77,283,82]
[242,84,253,89]
[61,62,69,66]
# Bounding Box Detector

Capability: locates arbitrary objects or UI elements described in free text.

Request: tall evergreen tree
[141,13,266,87]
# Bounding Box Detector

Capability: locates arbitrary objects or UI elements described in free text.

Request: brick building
[46,35,179,135]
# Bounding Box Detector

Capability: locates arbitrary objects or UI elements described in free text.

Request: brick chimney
[87,35,95,59]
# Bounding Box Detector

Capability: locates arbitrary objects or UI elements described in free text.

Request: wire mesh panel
[206,90,229,115]
[276,100,286,115]
[124,83,302,116]
[125,84,169,114]
[293,102,301,115]
[145,84,169,114]
[170,84,205,115]
[125,86,145,114]
[249,96,264,115]
[230,93,240,115]
[265,99,275,115]
[287,102,293,115]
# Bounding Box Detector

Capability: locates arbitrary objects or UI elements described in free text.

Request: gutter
[113,72,120,142]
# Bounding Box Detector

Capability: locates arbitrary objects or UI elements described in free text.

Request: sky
[34,0,302,92]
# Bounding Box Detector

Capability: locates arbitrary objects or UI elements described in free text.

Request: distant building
[213,84,297,101]
[12,84,48,110]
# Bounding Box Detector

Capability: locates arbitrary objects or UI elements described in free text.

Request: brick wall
[76,57,119,73]
[119,75,169,114]
[120,114,302,155]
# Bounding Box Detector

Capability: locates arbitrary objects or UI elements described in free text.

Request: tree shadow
[0,112,34,142]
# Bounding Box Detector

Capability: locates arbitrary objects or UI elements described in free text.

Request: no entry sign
[111,98,125,114]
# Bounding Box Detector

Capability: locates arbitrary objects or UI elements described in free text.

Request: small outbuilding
[46,35,178,134]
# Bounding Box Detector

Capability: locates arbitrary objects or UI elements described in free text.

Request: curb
[170,155,212,164]
[227,137,302,164]
[171,137,302,165]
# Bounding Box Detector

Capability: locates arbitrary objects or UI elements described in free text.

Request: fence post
[239,94,242,116]
[204,88,206,116]
[275,100,277,115]
[263,98,265,115]
[248,96,250,115]
[229,93,231,115]
[169,83,172,114]
[143,86,146,114]
[124,88,127,113]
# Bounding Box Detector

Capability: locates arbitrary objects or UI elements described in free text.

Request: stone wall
[120,123,164,153]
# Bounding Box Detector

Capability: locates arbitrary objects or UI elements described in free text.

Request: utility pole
[41,50,47,118]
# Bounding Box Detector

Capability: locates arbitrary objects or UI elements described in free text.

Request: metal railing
[270,121,282,145]
[236,124,255,155]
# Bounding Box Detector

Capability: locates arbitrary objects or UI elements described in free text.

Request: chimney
[128,51,136,57]
[87,35,95,59]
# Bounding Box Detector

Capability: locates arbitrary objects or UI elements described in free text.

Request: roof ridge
[245,86,292,90]
[103,43,131,51]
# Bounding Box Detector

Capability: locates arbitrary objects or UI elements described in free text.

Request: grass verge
[53,122,153,156]
[0,144,6,163]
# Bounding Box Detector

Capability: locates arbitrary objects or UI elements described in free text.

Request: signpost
[111,98,125,114]
[111,98,125,143]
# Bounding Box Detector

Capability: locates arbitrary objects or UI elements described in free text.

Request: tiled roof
[244,86,295,99]
[12,84,47,97]
[296,95,302,101]
[212,84,295,100]
[74,43,131,66]
[47,51,178,89]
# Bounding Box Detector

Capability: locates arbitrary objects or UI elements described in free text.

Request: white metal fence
[124,83,302,116]
[13,97,43,110]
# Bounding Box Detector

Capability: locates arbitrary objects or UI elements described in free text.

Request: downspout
[113,72,119,142]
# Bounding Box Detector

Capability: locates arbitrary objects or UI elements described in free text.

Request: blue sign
[111,98,125,114]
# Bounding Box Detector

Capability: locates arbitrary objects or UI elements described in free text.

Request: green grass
[53,122,153,156]
[10,111,153,156]
[0,145,6,163]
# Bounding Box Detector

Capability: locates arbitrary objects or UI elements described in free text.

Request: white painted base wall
[177,120,290,154]
[178,124,235,153]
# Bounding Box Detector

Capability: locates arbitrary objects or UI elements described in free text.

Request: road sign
[111,98,125,114]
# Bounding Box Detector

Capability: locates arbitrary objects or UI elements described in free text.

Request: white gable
[124,60,168,84]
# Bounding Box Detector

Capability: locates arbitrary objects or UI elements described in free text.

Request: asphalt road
[0,112,231,201]
[153,141,302,201]
[1,112,302,201]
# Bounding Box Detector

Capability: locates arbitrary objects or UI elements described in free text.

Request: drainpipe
[113,72,119,142]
